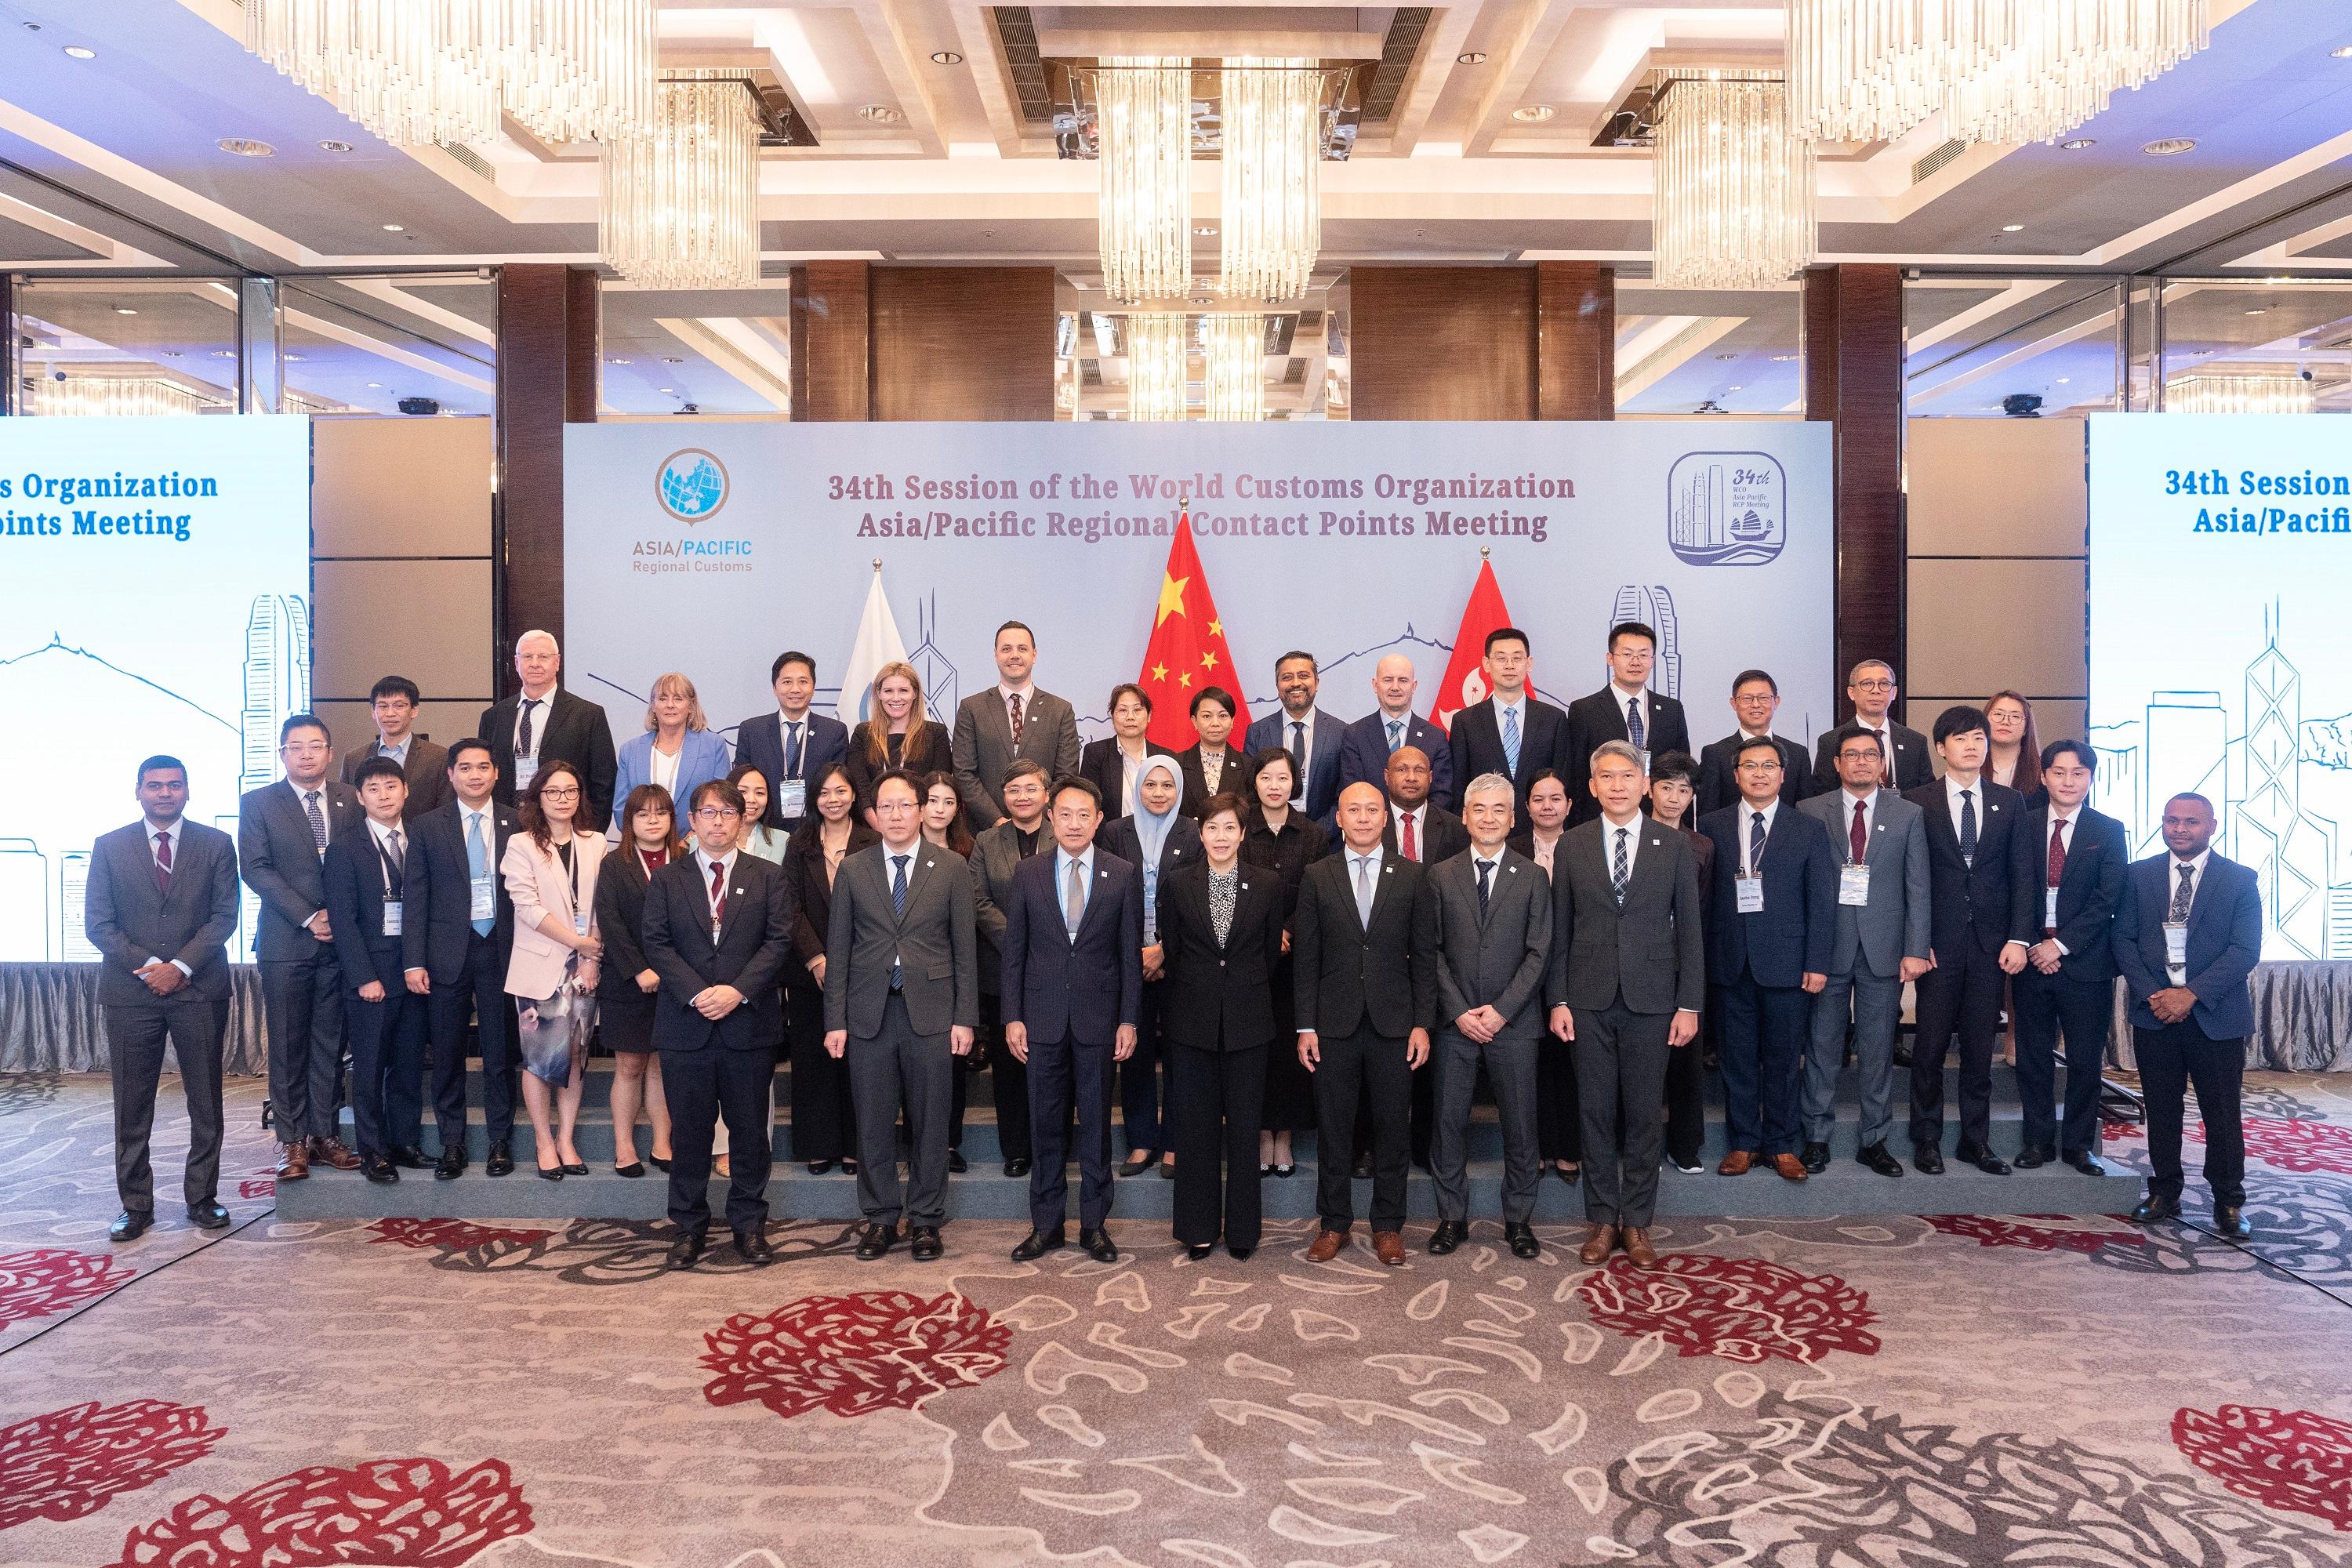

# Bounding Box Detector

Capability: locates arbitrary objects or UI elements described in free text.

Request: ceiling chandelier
[1219,60,1323,304]
[31,376,226,417]
[601,75,762,290]
[1200,314,1267,421]
[1091,58,1192,304]
[1651,71,1815,292]
[1124,313,1189,422]
[2166,374,2317,416]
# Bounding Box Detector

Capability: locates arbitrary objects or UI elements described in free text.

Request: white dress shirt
[1942,773,1987,848]
[1390,802,1428,857]
[650,742,681,797]
[143,818,193,976]
[1610,683,1650,736]
[1598,812,1644,881]
[1838,786,1878,858]
[2044,806,2078,954]
[2163,848,2211,983]
[1736,797,1780,875]
[695,844,740,931]
[291,779,333,849]
[514,689,554,760]
[365,816,406,859]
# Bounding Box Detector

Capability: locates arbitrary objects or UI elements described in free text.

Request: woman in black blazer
[593,783,683,1176]
[779,761,879,1172]
[1078,681,1175,821]
[1239,748,1327,1177]
[842,661,953,815]
[1172,685,1255,817]
[1158,793,1287,1260]
[1646,751,1713,1175]
[1095,756,1201,1178]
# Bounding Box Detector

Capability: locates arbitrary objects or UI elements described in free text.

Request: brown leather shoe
[276,1142,309,1181]
[1577,1223,1619,1265]
[1717,1149,1755,1176]
[1373,1232,1405,1266]
[1771,1152,1809,1182]
[1305,1229,1348,1263]
[308,1135,362,1172]
[1621,1227,1659,1267]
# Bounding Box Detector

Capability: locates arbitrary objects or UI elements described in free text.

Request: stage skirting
[2,960,2347,1076]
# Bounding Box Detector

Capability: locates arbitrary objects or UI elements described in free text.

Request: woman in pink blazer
[503,760,608,1179]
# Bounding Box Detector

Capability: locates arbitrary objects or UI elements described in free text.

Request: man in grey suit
[1545,742,1704,1268]
[1427,772,1553,1259]
[1798,725,1931,1178]
[826,768,980,1262]
[240,713,367,1181]
[952,619,1083,833]
[86,755,242,1241]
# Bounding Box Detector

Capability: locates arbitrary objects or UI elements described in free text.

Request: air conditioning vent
[1911,138,1965,185]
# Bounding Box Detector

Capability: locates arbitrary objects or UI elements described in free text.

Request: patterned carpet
[3,1069,2351,1568]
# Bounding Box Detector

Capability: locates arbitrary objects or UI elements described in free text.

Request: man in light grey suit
[951,619,1083,833]
[1427,772,1554,1260]
[826,768,979,1262]
[1798,724,1932,1178]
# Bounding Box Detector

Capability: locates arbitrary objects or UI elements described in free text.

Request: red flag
[1137,509,1249,749]
[1428,557,1522,734]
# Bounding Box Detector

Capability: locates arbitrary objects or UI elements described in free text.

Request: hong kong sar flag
[1138,510,1250,749]
[1428,556,1519,733]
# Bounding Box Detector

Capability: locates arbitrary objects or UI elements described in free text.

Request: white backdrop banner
[564,420,1835,763]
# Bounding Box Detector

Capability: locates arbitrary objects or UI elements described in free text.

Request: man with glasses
[1566,622,1691,828]
[1811,660,1931,794]
[1699,670,1816,817]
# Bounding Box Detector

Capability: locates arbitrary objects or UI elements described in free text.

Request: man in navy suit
[1564,622,1691,827]
[2016,741,2128,1174]
[1244,651,1346,827]
[1700,735,1835,1181]
[735,650,850,834]
[1001,776,1145,1264]
[2114,793,2262,1237]
[322,757,430,1184]
[1446,627,1569,817]
[1698,670,1815,817]
[1338,653,1455,810]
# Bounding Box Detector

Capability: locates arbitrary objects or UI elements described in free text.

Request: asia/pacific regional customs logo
[656,448,729,524]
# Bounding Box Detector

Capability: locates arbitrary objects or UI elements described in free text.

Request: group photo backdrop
[565,420,1835,776]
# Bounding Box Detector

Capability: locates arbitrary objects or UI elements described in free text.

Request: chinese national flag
[1428,558,1522,734]
[1138,510,1249,749]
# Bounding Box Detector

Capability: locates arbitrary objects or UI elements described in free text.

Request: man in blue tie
[1337,654,1456,810]
[1565,622,1693,827]
[735,651,850,835]
[1446,627,1569,818]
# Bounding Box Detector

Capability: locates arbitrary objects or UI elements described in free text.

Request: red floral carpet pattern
[2194,1116,2352,1174]
[107,1457,532,1568]
[2176,1404,2352,1532]
[0,1249,133,1328]
[1575,1253,1883,1363]
[1924,1212,2147,1254]
[702,1290,1011,1420]
[0,1401,223,1531]
[366,1218,558,1253]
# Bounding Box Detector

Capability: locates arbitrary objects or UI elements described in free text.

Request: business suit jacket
[952,686,1083,832]
[1798,788,1932,978]
[1549,818,1707,1016]
[1813,720,1933,794]
[969,818,1049,997]
[2113,851,2261,1038]
[1382,803,1470,866]
[1174,742,1256,817]
[780,821,880,991]
[592,843,666,1002]
[735,710,850,830]
[85,820,240,1006]
[1078,737,1179,821]
[1698,802,1837,988]
[1001,850,1145,1044]
[239,778,365,962]
[1429,848,1552,1041]
[480,688,619,832]
[401,799,519,983]
[341,737,451,819]
[1565,687,1693,826]
[2027,804,2129,982]
[1291,848,1439,1039]
[643,851,796,1051]
[1156,858,1287,1051]
[1448,695,1569,811]
[612,729,733,822]
[823,841,979,1040]
[1903,779,2038,958]
[1096,812,1203,937]
[1337,710,1456,811]
[322,826,416,993]
[1243,707,1346,824]
[500,830,607,999]
[842,722,952,811]
[1698,732,1814,818]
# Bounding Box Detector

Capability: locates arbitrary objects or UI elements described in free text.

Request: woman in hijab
[1096,755,1200,1179]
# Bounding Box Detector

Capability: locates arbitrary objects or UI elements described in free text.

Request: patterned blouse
[1207,868,1239,949]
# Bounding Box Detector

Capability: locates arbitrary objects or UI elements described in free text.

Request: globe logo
[656,448,729,523]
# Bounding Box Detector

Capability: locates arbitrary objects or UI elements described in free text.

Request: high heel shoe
[561,1162,589,1176]
[807,1159,835,1174]
[1272,1163,1295,1178]
[649,1154,671,1172]
[536,1163,564,1181]
[614,1162,645,1178]
[1187,1243,1215,1261]
[841,1157,858,1175]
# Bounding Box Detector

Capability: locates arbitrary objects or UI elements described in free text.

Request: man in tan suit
[952,619,1082,833]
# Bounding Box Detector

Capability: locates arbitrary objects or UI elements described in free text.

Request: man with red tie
[1381,746,1468,866]
[2016,742,2127,1174]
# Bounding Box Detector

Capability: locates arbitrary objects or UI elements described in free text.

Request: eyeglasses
[693,807,742,822]
[1735,760,1783,774]
[1851,678,1896,691]
[539,786,580,800]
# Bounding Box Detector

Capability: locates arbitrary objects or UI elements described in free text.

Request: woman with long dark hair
[1646,751,1712,1176]
[1240,746,1325,1177]
[1986,691,2044,804]
[594,783,681,1175]
[501,760,606,1179]
[781,760,875,1173]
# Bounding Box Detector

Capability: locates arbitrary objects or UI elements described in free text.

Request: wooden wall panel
[1351,266,1538,421]
[1802,263,1904,719]
[1907,416,2086,556]
[312,417,493,558]
[794,261,873,421]
[314,560,496,705]
[872,267,1057,421]
[1536,261,1615,420]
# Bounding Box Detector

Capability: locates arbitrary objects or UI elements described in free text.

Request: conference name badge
[383,899,403,937]
[2046,887,2061,929]
[573,910,590,938]
[470,875,496,921]
[779,779,806,818]
[515,757,539,790]
[2164,922,2188,967]
[1736,876,1764,913]
[1839,864,1871,906]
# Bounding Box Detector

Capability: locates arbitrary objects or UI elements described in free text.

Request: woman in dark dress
[1240,746,1326,1176]
[844,660,951,813]
[1646,750,1712,1174]
[593,784,682,1177]
[1509,770,1579,1184]
[780,760,877,1173]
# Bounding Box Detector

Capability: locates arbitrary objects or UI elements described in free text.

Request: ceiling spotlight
[318,140,354,153]
[114,307,138,316]
[2141,138,2197,156]
[2057,377,2071,383]
[1191,296,1212,305]
[2061,139,2096,150]
[2333,45,2352,58]
[1714,352,1737,361]
[659,387,674,394]
[1770,354,1798,361]
[931,51,963,64]
[2001,223,2024,232]
[860,104,904,123]
[1457,52,1487,64]
[366,382,383,389]
[212,350,236,358]
[283,354,303,361]
[1511,103,1556,122]
[1193,226,1218,237]
[1728,384,1743,391]
[216,138,275,157]
[63,45,94,59]
[382,223,405,232]
[2245,307,2269,315]
[660,355,684,364]
[608,358,632,365]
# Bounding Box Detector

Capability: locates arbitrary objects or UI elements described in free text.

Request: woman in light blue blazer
[611,672,731,840]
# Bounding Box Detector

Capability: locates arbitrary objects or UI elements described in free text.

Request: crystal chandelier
[1219,60,1322,304]
[1200,314,1266,421]
[1124,313,1189,422]
[1651,72,1815,292]
[31,376,226,417]
[601,76,762,290]
[2166,374,2317,416]
[1093,59,1192,304]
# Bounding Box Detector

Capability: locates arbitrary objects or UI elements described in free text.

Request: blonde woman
[503,762,608,1179]
[612,673,731,837]
[845,661,951,811]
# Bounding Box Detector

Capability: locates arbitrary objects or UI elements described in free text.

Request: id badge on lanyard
[2164,922,2188,967]
[2045,887,2061,930]
[1736,876,1764,914]
[383,898,404,937]
[470,875,496,920]
[778,779,807,820]
[514,756,539,791]
[1838,863,1871,906]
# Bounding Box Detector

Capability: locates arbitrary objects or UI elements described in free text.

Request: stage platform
[274,1058,2146,1223]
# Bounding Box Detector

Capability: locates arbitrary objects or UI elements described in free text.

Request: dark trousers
[1027,1033,1115,1232]
[2014,967,2110,1156]
[2136,1020,2246,1206]
[1354,1053,1436,1169]
[428,931,513,1150]
[1910,937,2005,1151]
[786,985,855,1163]
[260,949,343,1142]
[973,993,1032,1161]
[1172,1039,1265,1248]
[106,998,228,1214]
[848,994,954,1229]
[1715,971,1809,1156]
[1572,1002,1673,1228]
[661,1044,775,1235]
[1119,980,1173,1152]
[346,985,427,1156]
[1315,1029,1414,1232]
[1537,1023,1584,1163]
[1664,1011,1707,1167]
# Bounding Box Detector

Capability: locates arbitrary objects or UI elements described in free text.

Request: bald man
[1338,654,1457,811]
[479,630,619,832]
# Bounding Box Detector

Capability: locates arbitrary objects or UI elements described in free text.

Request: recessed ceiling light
[1511,103,1556,122]
[2001,223,2024,232]
[2060,139,2095,151]
[114,307,138,316]
[318,140,354,153]
[931,50,962,64]
[1457,52,1487,64]
[2332,45,2352,58]
[1191,296,1211,305]
[2245,307,2269,315]
[366,382,383,389]
[283,354,303,361]
[216,138,275,157]
[63,45,94,59]
[1770,353,1798,361]
[660,355,684,364]
[382,223,405,232]
[1193,225,1217,236]
[1727,384,1743,391]
[608,357,631,365]
[2057,376,2070,383]
[860,103,904,123]
[161,350,182,358]
[212,350,236,358]
[2141,137,2197,156]
[1714,352,1737,361]
[659,387,674,394]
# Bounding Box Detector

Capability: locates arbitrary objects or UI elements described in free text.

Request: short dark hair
[871,767,924,804]
[351,754,407,789]
[369,675,422,706]
[1648,750,1700,789]
[2041,739,2096,773]
[1109,681,1152,716]
[1050,775,1103,811]
[2167,791,2216,817]
[994,619,1035,646]
[446,736,494,770]
[1734,734,1784,765]
[1609,621,1657,652]
[688,779,745,816]
[1197,791,1247,829]
[280,713,329,745]
[1831,724,1886,760]
[1247,746,1295,785]
[1933,704,1990,745]
[770,650,815,684]
[1731,669,1777,696]
[136,754,187,786]
[1483,626,1529,657]
[1275,650,1318,674]
[1190,684,1236,719]
[1004,758,1051,787]
[1525,766,1566,794]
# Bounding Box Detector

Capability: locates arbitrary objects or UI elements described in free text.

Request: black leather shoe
[363,1155,399,1185]
[1427,1220,1466,1256]
[2013,1144,2052,1170]
[1504,1222,1540,1259]
[667,1231,706,1270]
[1004,1156,1032,1178]
[1958,1145,2010,1176]
[807,1159,835,1174]
[615,1161,646,1178]
[486,1146,515,1178]
[110,1210,152,1242]
[1855,1142,1905,1178]
[2213,1205,2252,1240]
[2066,1152,2105,1177]
[736,1229,775,1265]
[840,1157,857,1175]
[1913,1147,1946,1174]
[856,1223,898,1261]
[561,1161,590,1177]
[909,1225,943,1261]
[434,1149,466,1181]
[188,1200,230,1230]
[1119,1149,1156,1178]
[649,1155,671,1172]
[1352,1152,1374,1180]
[1080,1227,1120,1263]
[1891,1042,1914,1069]
[1800,1141,1830,1174]
[1228,1243,1254,1261]
[947,1149,968,1174]
[388,1144,430,1170]
[535,1163,563,1181]
[1011,1225,1065,1261]
[1187,1242,1215,1261]
[2130,1194,2181,1225]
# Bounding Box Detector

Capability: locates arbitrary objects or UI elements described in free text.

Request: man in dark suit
[400,738,521,1178]
[1381,746,1469,866]
[969,759,1054,1178]
[953,619,1083,833]
[1245,651,1346,828]
[1700,735,1836,1182]
[1547,742,1704,1266]
[340,675,449,819]
[643,778,797,1269]
[321,757,429,1183]
[478,630,619,832]
[735,649,849,834]
[1810,659,1932,794]
[1448,626,1570,817]
[85,755,241,1241]
[824,769,979,1262]
[1698,670,1814,817]
[2114,792,2261,1237]
[1565,621,1692,827]
[2017,741,2128,1174]
[1903,705,2037,1175]
[1296,782,1439,1266]
[1002,776,1145,1264]
[1337,653,1455,810]
[1427,773,1553,1259]
[240,713,366,1181]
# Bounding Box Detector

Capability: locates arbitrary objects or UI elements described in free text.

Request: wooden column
[494,263,598,684]
[873,267,1056,420]
[1802,263,1904,720]
[1536,261,1615,419]
[1350,266,1537,420]
[792,261,873,420]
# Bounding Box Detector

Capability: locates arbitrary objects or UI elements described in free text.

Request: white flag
[836,568,909,724]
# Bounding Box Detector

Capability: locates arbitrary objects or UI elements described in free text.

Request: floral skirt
[515,983,597,1086]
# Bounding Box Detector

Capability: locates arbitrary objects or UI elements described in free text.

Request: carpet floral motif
[108,1457,532,1568]
[1923,1212,2147,1254]
[2175,1403,2352,1533]
[366,1218,558,1254]
[1576,1253,1882,1363]
[702,1290,1012,1420]
[0,1248,134,1328]
[0,1399,225,1532]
